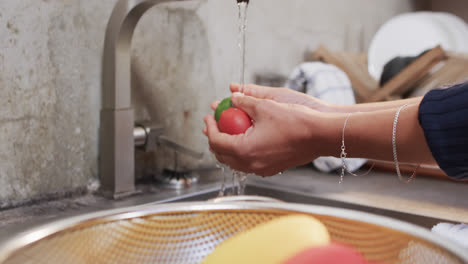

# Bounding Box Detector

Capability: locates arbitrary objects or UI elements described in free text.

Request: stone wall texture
[0,0,419,207]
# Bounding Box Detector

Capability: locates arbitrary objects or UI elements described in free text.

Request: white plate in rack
[432,12,468,54]
[368,12,467,81]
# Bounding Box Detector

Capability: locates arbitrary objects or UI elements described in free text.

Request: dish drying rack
[306,45,468,103]
[306,45,468,180]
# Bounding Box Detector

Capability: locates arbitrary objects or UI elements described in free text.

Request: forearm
[318,103,436,164]
[328,97,423,113]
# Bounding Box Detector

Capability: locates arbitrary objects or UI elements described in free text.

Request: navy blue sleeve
[418,82,468,180]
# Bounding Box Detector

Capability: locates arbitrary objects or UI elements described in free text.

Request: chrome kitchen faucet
[100,0,198,199]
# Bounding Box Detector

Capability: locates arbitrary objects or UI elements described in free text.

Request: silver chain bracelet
[340,113,373,184]
[393,104,418,183]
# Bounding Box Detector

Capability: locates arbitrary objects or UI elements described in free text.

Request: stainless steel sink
[169,183,455,229]
[1,168,467,264]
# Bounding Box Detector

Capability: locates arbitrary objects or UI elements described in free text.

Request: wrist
[327,103,354,113]
[308,111,347,158]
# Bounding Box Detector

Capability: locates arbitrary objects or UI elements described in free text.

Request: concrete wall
[0,0,418,207]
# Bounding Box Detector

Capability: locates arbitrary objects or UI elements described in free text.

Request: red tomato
[283,243,372,264]
[218,108,252,135]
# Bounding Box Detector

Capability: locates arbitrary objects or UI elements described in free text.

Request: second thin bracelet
[340,113,353,184]
[392,104,418,183]
[340,113,373,184]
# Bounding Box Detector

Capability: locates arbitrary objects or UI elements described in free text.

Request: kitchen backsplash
[0,0,417,207]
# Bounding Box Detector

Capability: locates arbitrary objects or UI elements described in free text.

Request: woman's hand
[230,83,333,112]
[231,83,425,114]
[204,93,325,176]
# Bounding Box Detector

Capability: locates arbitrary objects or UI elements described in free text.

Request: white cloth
[285,62,367,173]
[432,223,468,248]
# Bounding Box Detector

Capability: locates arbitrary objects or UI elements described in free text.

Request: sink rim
[164,181,458,227]
[0,195,467,263]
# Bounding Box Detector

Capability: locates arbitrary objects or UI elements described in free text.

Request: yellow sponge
[202,215,330,264]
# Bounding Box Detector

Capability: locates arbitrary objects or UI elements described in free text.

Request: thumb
[231,92,259,118]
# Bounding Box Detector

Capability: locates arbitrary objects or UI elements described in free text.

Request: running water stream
[238,1,248,93]
[218,0,250,197]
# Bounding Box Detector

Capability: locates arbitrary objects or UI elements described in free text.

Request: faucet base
[155,169,199,189]
[99,108,136,197]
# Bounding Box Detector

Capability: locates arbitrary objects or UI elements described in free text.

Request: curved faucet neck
[100,0,195,197]
[102,0,190,110]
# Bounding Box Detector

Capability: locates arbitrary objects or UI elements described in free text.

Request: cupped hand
[230,83,333,112]
[204,93,325,176]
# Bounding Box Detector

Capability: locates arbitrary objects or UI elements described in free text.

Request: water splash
[232,170,238,194]
[236,172,248,195]
[216,165,249,196]
[216,163,228,197]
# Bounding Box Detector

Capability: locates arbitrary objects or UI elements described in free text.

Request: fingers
[205,100,220,135]
[215,154,252,174]
[211,101,220,111]
[230,83,275,100]
[231,93,260,119]
[230,83,242,93]
[204,115,237,155]
[245,84,274,100]
[204,114,220,135]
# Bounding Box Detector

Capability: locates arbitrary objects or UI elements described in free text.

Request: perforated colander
[0,196,466,264]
